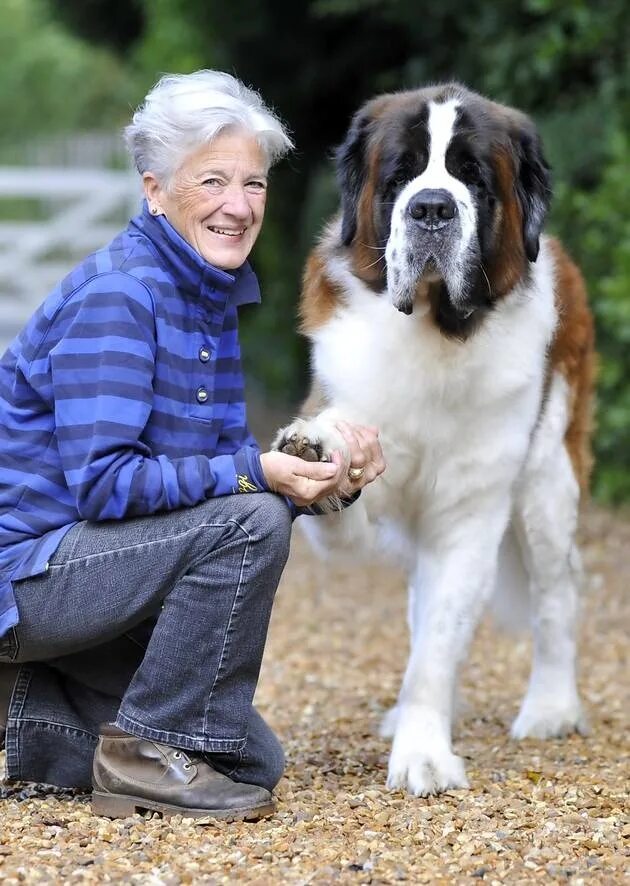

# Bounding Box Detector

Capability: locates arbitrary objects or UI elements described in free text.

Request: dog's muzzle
[408,189,458,231]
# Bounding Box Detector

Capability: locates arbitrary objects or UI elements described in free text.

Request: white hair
[124,70,293,183]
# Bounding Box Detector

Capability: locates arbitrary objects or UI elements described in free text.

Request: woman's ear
[142,172,163,214]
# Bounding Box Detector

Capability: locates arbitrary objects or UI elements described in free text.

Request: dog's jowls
[273,83,595,796]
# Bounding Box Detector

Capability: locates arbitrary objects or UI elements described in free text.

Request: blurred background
[0,0,628,501]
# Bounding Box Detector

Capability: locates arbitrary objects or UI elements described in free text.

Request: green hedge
[550,131,630,502]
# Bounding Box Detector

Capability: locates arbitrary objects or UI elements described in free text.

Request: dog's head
[335,84,552,337]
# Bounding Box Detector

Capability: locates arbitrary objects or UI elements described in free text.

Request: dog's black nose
[408,189,457,230]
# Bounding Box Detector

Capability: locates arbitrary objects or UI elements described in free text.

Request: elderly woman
[0,71,385,820]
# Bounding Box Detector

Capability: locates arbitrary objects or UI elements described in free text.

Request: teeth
[209,227,246,236]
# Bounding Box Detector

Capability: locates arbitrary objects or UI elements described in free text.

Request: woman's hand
[260,420,386,507]
[259,451,342,507]
[334,420,386,498]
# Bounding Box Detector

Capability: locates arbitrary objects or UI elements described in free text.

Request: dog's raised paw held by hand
[273,429,327,462]
[271,417,347,466]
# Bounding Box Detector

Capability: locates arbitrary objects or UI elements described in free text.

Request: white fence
[0,131,129,169]
[0,153,140,353]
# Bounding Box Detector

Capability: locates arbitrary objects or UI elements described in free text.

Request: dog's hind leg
[489,523,532,631]
[511,375,588,740]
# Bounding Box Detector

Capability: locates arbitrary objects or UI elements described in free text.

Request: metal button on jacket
[199,346,211,363]
[196,387,209,403]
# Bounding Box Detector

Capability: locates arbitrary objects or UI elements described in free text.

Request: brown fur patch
[299,249,343,335]
[488,147,529,297]
[349,143,386,290]
[341,91,425,291]
[547,238,596,492]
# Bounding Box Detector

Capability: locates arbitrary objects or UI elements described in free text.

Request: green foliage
[552,132,630,502]
[131,0,209,84]
[188,0,630,503]
[0,0,137,142]
[20,0,630,498]
[49,0,144,52]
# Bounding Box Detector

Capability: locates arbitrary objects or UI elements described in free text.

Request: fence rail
[0,157,140,352]
[0,131,129,169]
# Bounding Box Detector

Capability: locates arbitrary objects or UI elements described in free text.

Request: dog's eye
[383,172,409,196]
[459,159,482,184]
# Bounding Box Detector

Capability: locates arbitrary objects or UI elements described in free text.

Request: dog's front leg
[387,518,506,796]
[299,492,375,561]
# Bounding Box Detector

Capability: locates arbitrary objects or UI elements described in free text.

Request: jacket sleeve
[46,273,268,521]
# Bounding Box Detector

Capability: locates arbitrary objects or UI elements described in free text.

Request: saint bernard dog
[273,83,595,796]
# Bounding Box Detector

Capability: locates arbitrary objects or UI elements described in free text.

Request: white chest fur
[310,239,557,525]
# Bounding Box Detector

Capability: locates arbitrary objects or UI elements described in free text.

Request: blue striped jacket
[0,201,273,636]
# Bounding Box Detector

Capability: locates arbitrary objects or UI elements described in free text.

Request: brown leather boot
[92,725,275,821]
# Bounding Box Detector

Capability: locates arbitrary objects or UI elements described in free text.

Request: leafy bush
[0,0,136,143]
[551,132,630,502]
[17,0,630,500]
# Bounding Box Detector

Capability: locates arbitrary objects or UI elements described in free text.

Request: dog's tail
[489,524,532,631]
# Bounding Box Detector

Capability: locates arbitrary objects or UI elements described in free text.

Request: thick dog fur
[273,84,595,796]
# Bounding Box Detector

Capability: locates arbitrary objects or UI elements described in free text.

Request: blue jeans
[0,493,292,792]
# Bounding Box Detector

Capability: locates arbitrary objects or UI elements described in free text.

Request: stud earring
[151,206,159,215]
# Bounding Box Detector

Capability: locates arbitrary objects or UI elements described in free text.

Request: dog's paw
[271,419,331,463]
[385,705,470,796]
[511,695,589,740]
[272,417,347,466]
[386,744,469,796]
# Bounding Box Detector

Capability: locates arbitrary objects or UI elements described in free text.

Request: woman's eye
[246,180,267,192]
[203,178,223,188]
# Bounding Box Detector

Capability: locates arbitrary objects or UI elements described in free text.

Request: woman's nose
[223,185,251,218]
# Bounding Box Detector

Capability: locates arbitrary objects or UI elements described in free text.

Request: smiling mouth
[208,226,247,237]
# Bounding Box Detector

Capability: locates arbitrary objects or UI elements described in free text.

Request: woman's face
[145,129,268,270]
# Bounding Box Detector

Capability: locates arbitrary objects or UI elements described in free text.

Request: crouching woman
[0,70,384,819]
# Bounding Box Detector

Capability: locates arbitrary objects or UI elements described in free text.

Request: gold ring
[347,466,365,481]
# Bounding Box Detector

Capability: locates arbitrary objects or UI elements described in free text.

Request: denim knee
[250,493,292,563]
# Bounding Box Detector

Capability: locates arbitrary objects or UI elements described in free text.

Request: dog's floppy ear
[511,119,552,262]
[335,110,372,246]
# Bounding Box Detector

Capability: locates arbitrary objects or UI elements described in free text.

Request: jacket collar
[130,200,261,307]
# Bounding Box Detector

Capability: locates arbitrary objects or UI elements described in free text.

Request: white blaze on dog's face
[335,84,552,339]
[385,99,479,317]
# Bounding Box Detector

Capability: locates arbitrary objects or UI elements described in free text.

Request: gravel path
[1,504,627,884]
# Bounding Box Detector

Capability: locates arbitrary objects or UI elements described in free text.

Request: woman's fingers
[336,420,386,477]
[336,420,368,468]
[293,457,339,482]
[259,451,339,505]
[353,425,383,468]
[291,457,341,504]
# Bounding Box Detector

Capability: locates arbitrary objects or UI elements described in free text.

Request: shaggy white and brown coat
[274,84,595,796]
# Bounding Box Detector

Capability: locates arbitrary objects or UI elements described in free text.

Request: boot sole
[92,790,276,821]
